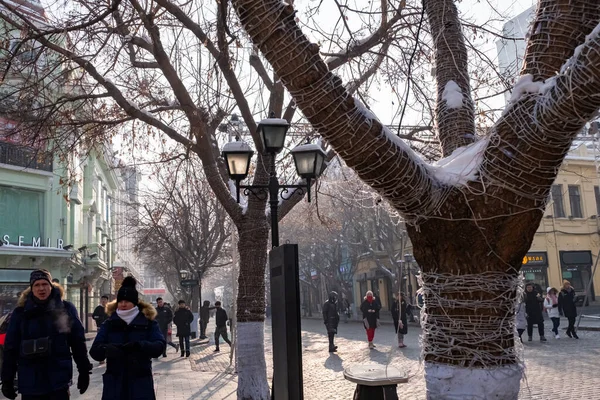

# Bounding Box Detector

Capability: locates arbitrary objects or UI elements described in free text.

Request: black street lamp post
[221,116,326,399]
[221,117,326,247]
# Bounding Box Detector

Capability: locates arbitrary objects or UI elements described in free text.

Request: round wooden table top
[343,364,409,387]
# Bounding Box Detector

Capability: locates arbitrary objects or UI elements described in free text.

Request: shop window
[551,184,565,218]
[0,186,44,244]
[568,185,583,218]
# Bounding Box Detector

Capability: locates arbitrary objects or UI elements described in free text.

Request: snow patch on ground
[442,80,464,109]
[426,137,489,186]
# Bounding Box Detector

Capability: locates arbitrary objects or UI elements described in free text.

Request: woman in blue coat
[90,277,165,399]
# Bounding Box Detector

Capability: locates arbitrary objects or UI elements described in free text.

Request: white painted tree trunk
[424,363,522,399]
[236,321,269,399]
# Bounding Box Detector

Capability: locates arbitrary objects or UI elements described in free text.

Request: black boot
[573,332,579,339]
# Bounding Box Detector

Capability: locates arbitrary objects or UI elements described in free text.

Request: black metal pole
[269,153,280,248]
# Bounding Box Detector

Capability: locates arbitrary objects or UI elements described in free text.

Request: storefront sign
[522,252,548,266]
[1,235,64,249]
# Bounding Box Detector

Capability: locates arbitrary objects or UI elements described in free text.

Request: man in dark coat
[1,269,92,400]
[173,300,194,357]
[155,297,178,356]
[199,300,210,339]
[322,291,340,352]
[558,280,579,339]
[89,276,165,399]
[93,295,109,329]
[391,293,409,348]
[214,301,231,352]
[524,282,547,342]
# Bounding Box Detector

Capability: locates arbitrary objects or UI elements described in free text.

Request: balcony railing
[0,141,52,172]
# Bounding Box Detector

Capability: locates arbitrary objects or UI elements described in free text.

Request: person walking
[525,282,547,342]
[214,301,231,352]
[544,287,561,339]
[322,291,340,352]
[392,293,409,348]
[90,276,165,399]
[93,295,109,329]
[200,300,211,340]
[155,297,179,357]
[515,295,527,343]
[360,290,381,349]
[558,280,579,339]
[1,269,92,400]
[340,293,351,323]
[173,300,194,357]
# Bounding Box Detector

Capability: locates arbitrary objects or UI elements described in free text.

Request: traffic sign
[180,279,199,287]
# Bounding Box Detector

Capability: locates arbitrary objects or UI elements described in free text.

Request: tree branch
[522,0,600,80]
[232,0,439,220]
[423,0,475,156]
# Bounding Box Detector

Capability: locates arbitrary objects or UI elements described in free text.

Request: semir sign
[2,235,65,249]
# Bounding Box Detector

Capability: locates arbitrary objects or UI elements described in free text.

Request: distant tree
[135,160,231,311]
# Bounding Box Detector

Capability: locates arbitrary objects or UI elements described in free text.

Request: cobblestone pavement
[64,318,600,399]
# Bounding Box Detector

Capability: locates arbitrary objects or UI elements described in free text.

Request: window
[568,185,583,218]
[595,186,600,216]
[0,186,44,244]
[551,185,565,218]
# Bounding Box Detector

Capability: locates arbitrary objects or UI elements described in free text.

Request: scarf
[116,307,140,325]
[548,293,558,305]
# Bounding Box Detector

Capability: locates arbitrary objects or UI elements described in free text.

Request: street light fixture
[180,270,190,280]
[221,117,327,247]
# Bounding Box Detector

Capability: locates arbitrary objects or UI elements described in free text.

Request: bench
[343,364,408,400]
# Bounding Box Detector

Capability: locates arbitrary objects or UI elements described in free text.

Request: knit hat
[117,276,139,305]
[30,269,52,287]
[547,287,552,294]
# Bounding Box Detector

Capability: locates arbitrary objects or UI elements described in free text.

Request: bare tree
[135,160,231,309]
[229,0,600,397]
[0,1,430,397]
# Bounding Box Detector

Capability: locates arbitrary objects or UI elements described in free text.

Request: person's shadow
[324,353,344,372]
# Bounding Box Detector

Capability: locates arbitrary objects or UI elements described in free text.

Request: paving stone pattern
[65,318,600,399]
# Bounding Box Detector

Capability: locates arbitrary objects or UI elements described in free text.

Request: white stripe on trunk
[236,321,269,399]
[424,362,522,399]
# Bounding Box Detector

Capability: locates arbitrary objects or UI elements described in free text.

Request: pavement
[28,317,600,399]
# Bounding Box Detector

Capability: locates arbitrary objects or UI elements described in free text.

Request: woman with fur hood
[90,276,165,399]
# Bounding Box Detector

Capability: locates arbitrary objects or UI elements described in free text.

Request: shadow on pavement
[324,353,344,372]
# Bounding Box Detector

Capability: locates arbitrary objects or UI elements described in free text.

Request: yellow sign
[522,255,545,264]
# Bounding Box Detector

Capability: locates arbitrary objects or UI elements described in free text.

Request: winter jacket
[515,302,527,330]
[524,290,544,322]
[173,308,194,337]
[93,305,108,327]
[200,303,210,323]
[544,296,560,319]
[322,300,339,334]
[391,299,408,335]
[90,300,165,400]
[558,288,577,318]
[1,284,92,396]
[215,308,228,328]
[360,298,381,330]
[155,305,173,331]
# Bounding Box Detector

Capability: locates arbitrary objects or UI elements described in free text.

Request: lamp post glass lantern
[220,117,326,247]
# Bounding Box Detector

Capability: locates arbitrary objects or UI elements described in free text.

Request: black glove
[553,304,558,308]
[77,371,90,394]
[104,343,123,358]
[1,381,17,400]
[122,341,142,353]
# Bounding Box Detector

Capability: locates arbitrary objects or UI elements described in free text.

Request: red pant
[366,328,375,342]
